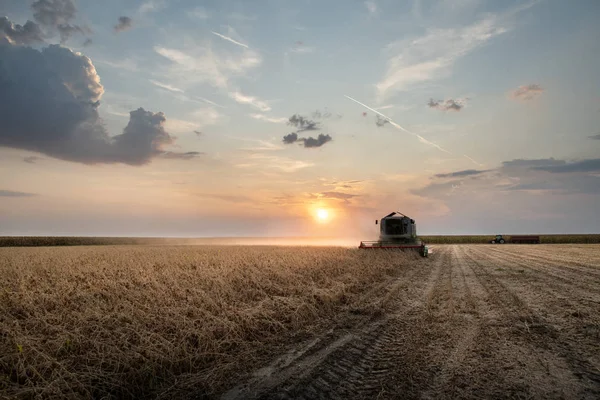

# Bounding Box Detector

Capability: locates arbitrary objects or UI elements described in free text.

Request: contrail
[463,154,484,167]
[344,95,451,154]
[211,31,249,48]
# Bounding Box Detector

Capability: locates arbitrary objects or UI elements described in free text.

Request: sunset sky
[1,0,599,237]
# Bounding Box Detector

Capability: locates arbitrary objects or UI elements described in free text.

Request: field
[1,244,599,399]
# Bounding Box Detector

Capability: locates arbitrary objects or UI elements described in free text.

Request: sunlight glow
[316,208,329,221]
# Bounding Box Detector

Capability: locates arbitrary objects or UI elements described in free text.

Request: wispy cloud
[0,189,37,197]
[249,114,288,123]
[230,91,271,112]
[510,84,544,101]
[376,5,533,101]
[154,45,261,89]
[211,31,249,48]
[138,0,166,14]
[189,7,209,20]
[365,1,377,14]
[589,133,600,140]
[150,79,183,93]
[23,156,43,164]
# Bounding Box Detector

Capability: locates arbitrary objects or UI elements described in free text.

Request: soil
[221,244,600,400]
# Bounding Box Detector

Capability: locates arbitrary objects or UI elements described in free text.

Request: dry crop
[0,245,420,399]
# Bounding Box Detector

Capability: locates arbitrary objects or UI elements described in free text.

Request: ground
[1,244,599,399]
[224,244,600,400]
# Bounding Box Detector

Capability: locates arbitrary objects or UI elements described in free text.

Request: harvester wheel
[499,239,505,244]
[491,240,496,244]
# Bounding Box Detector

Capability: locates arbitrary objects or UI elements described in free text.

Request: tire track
[461,245,600,398]
[222,249,448,400]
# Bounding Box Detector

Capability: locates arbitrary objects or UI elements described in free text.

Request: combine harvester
[359,211,429,257]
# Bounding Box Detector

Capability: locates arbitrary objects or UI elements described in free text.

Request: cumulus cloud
[0,17,44,45]
[282,132,298,144]
[303,134,332,148]
[114,16,133,33]
[428,98,465,111]
[435,169,489,178]
[0,190,37,197]
[0,41,191,165]
[510,84,544,101]
[31,0,88,43]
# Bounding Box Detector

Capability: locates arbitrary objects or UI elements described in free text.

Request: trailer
[490,234,540,244]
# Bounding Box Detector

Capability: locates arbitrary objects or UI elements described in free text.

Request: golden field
[0,245,419,399]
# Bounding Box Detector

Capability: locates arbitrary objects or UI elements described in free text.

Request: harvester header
[359,211,428,257]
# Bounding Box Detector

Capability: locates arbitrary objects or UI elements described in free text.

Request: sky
[1,0,599,237]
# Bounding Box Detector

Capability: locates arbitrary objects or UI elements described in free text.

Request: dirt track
[222,245,600,400]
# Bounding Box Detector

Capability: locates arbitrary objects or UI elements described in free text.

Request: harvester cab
[359,211,429,257]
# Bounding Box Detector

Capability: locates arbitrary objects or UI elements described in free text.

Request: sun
[316,208,329,221]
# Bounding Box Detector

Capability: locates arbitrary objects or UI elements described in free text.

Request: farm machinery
[359,211,429,257]
[490,234,540,244]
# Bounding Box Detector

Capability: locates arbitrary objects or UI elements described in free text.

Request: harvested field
[1,245,599,399]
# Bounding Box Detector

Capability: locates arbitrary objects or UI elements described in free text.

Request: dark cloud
[312,110,332,119]
[428,98,464,111]
[160,151,203,160]
[0,190,37,197]
[282,132,298,144]
[375,115,389,127]
[501,158,565,168]
[320,191,357,200]
[531,158,600,174]
[0,41,192,165]
[0,17,44,45]
[302,134,332,148]
[283,113,334,148]
[31,0,88,43]
[114,16,133,33]
[83,38,92,46]
[589,134,600,140]
[288,114,319,131]
[23,156,43,164]
[435,169,489,178]
[194,130,202,136]
[510,84,544,101]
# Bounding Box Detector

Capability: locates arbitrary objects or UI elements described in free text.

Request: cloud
[376,9,522,101]
[510,84,544,101]
[250,114,288,124]
[589,134,600,140]
[150,79,184,93]
[138,0,167,14]
[282,132,298,144]
[83,38,92,46]
[531,158,600,174]
[0,17,44,45]
[194,130,202,136]
[282,113,333,148]
[365,1,377,14]
[0,190,37,197]
[154,45,261,89]
[160,151,203,160]
[375,115,389,127]
[288,114,320,131]
[189,7,209,20]
[435,169,489,178]
[114,16,133,33]
[302,134,332,148]
[31,0,88,43]
[230,91,271,111]
[23,156,43,164]
[211,31,248,48]
[428,98,465,111]
[501,158,564,168]
[0,41,193,165]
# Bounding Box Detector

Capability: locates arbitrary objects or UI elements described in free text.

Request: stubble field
[1,244,599,399]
